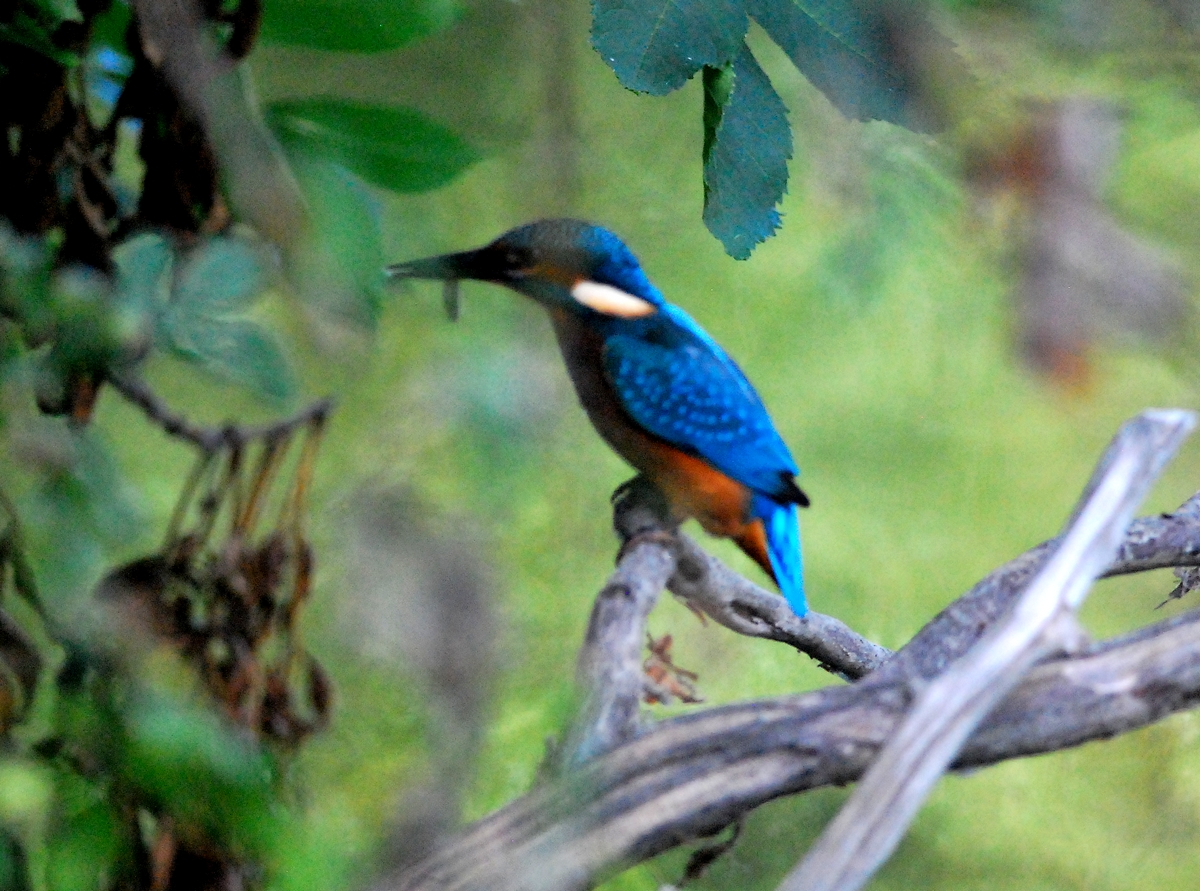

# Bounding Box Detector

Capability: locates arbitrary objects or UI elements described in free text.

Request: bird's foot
[615,529,678,565]
[611,475,679,543]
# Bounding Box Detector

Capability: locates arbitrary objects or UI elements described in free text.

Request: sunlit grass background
[84,2,1200,888]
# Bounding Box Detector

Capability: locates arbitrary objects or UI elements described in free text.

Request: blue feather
[602,325,799,499]
[754,495,805,616]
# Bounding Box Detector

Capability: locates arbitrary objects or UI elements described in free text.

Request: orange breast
[546,310,772,576]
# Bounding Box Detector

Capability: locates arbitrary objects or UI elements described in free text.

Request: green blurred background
[18,0,1200,889]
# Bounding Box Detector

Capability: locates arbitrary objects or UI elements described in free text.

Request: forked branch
[380,411,1200,891]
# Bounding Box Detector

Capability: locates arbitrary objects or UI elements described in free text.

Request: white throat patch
[571,280,657,318]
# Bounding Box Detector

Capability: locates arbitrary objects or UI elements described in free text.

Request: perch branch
[669,533,891,679]
[782,408,1195,891]
[384,604,1200,891]
[383,420,1200,891]
[559,538,677,767]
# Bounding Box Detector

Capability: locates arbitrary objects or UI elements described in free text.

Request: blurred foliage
[0,0,475,888]
[4,1,1200,891]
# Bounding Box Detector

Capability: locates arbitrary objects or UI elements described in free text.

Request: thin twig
[109,373,332,453]
[669,534,891,679]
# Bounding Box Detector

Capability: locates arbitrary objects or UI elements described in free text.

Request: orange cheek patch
[526,262,577,287]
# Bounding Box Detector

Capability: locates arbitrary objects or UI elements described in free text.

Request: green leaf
[747,0,944,131]
[89,0,130,52]
[0,0,81,64]
[267,99,479,194]
[121,691,279,850]
[591,0,748,94]
[0,223,56,342]
[112,233,172,317]
[259,0,461,53]
[32,0,81,23]
[702,45,792,259]
[45,792,128,891]
[285,155,384,331]
[165,316,294,403]
[173,236,271,315]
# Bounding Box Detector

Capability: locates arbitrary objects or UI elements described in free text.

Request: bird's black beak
[385,247,500,283]
[386,247,507,322]
[388,240,539,321]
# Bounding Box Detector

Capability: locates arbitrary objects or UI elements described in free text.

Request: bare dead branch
[109,373,332,453]
[384,600,1200,891]
[669,533,891,679]
[783,408,1195,891]
[559,539,678,768]
[879,489,1200,686]
[383,467,1200,891]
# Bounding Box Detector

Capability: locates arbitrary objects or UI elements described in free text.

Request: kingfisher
[386,220,810,616]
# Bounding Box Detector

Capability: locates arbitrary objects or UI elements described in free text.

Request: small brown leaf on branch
[643,633,703,705]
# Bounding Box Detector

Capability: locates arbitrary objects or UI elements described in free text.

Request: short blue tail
[754,495,806,616]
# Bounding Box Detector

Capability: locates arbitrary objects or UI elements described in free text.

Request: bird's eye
[504,248,529,268]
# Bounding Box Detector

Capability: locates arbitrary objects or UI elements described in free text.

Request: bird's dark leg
[611,475,680,558]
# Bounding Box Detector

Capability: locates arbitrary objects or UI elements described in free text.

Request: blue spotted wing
[602,321,799,499]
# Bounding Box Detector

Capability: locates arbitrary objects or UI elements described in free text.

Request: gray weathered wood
[381,416,1200,891]
[780,409,1195,891]
[385,604,1200,891]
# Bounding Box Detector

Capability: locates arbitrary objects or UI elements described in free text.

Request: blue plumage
[601,322,799,499]
[387,219,810,616]
[755,495,805,615]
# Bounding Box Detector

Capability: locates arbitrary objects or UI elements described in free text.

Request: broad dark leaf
[748,0,945,131]
[260,0,460,53]
[591,0,748,94]
[267,99,478,194]
[702,46,792,259]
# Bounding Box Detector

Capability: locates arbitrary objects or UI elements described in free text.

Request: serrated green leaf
[260,0,460,53]
[166,317,295,403]
[748,0,943,130]
[702,46,792,259]
[591,0,748,94]
[172,236,271,315]
[285,155,384,331]
[267,99,479,194]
